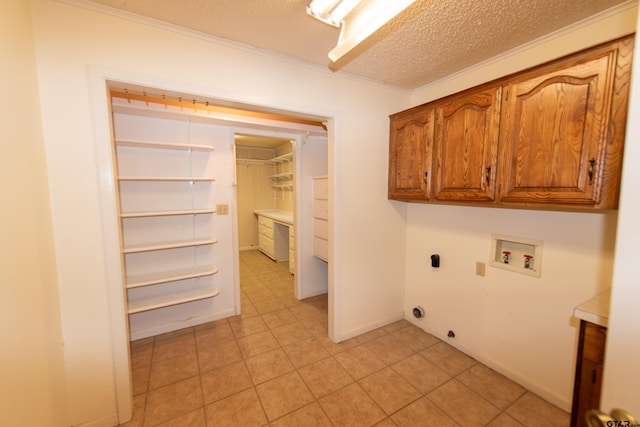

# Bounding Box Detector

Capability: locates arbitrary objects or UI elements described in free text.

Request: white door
[599,7,640,418]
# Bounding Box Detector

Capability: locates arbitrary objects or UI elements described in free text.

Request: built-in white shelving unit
[269,152,294,197]
[112,121,221,331]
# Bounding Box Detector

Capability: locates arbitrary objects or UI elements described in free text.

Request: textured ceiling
[81,0,629,89]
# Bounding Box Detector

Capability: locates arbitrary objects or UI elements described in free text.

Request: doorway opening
[97,80,331,423]
[233,129,329,316]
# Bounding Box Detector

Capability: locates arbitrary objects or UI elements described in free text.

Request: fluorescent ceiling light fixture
[307,0,416,62]
[306,0,363,27]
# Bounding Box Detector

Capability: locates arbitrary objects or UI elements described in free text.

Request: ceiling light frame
[307,0,416,62]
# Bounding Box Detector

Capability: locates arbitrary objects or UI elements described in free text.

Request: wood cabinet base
[571,320,607,427]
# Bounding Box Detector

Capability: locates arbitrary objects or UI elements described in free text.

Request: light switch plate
[475,261,485,277]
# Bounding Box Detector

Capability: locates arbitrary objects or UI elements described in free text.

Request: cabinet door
[388,107,434,200]
[575,358,604,427]
[432,87,502,201]
[499,39,632,207]
[571,321,607,427]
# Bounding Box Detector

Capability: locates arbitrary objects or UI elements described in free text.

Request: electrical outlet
[476,261,485,277]
[216,204,228,215]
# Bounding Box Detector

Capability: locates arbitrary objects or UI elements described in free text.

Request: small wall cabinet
[571,320,607,427]
[388,107,434,200]
[389,35,634,211]
[433,86,502,202]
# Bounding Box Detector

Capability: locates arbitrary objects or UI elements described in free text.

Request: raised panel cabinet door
[499,36,633,208]
[388,107,434,200]
[432,86,502,201]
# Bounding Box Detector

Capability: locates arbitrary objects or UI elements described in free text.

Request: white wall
[0,0,68,426]
[30,0,409,424]
[601,5,640,417]
[404,3,638,411]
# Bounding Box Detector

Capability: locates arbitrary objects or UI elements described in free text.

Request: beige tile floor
[120,250,571,426]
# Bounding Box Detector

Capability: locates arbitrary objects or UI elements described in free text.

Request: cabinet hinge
[505,90,509,101]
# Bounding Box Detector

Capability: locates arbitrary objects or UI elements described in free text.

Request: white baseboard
[338,312,405,342]
[405,316,572,412]
[129,309,237,340]
[76,412,119,427]
[299,288,328,300]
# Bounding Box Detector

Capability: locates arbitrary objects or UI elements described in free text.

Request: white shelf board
[123,238,217,254]
[271,153,293,162]
[126,265,219,288]
[120,209,216,218]
[118,176,215,182]
[269,173,293,180]
[127,286,219,314]
[115,138,214,152]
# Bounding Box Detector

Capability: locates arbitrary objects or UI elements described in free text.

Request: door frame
[89,68,334,424]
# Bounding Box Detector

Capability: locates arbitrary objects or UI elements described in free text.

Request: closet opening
[235,134,295,270]
[234,129,329,313]
[97,79,331,423]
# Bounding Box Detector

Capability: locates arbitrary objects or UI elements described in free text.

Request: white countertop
[573,289,611,328]
[253,209,294,225]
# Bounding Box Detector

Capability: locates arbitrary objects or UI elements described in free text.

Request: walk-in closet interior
[235,134,295,274]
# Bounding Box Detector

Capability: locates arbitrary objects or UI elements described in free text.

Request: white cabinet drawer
[258,216,273,228]
[259,224,274,239]
[313,218,328,240]
[313,236,328,262]
[313,177,328,200]
[259,235,274,258]
[313,200,328,220]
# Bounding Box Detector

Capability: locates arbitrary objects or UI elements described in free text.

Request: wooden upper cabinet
[388,107,434,200]
[499,36,634,209]
[388,34,634,211]
[433,87,502,202]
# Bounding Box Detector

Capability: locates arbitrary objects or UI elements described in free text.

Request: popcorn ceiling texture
[84,0,629,89]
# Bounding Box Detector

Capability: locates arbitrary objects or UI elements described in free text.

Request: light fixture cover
[306,0,363,27]
[329,0,416,62]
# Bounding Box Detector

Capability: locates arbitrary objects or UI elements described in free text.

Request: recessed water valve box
[490,234,543,277]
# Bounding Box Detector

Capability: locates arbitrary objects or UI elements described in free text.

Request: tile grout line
[126,251,568,426]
